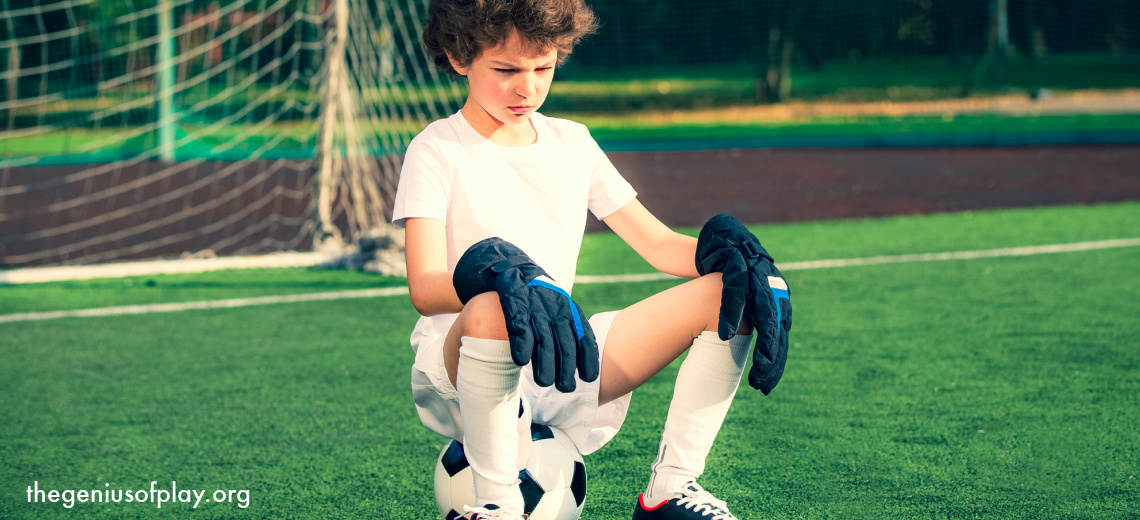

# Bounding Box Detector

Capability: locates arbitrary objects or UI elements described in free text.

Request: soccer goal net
[0,0,460,271]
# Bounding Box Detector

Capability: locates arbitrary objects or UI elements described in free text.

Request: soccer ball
[434,424,587,520]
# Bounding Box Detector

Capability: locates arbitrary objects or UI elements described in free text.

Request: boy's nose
[516,75,538,98]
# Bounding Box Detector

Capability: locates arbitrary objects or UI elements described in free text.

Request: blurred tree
[758,0,796,103]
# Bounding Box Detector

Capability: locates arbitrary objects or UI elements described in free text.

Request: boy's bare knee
[696,272,753,336]
[461,292,509,340]
[663,274,721,337]
[698,271,723,286]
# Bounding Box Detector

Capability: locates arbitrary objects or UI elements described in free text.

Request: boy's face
[450,31,557,130]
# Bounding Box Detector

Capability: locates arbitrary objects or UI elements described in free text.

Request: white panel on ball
[434,424,587,520]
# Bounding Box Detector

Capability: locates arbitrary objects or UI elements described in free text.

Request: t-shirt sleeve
[391,138,450,228]
[584,131,637,220]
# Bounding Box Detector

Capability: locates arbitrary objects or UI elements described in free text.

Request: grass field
[2,203,1139,519]
[8,112,1139,163]
[6,71,1140,163]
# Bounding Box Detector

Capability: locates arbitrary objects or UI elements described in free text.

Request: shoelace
[672,482,738,520]
[462,505,528,520]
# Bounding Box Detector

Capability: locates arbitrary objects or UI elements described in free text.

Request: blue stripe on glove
[527,278,586,340]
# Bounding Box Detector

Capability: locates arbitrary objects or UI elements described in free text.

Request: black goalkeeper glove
[453,237,598,393]
[695,214,792,394]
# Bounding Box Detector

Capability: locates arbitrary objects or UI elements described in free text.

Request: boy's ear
[446,52,469,76]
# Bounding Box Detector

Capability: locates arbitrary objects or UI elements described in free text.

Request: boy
[392,1,792,518]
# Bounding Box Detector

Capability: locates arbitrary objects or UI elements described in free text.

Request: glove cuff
[453,237,549,304]
[695,213,773,275]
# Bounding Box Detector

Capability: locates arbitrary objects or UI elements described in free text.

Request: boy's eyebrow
[490,59,557,68]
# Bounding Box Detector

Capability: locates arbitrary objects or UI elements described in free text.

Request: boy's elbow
[407,270,465,316]
[408,287,433,316]
[408,285,458,317]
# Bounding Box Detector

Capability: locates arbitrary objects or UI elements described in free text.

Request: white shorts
[410,310,631,456]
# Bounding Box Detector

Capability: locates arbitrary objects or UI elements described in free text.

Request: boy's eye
[494,68,516,74]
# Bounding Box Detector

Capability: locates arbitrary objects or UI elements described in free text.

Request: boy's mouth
[508,105,533,114]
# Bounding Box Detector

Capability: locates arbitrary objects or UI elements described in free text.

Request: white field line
[575,237,1140,284]
[0,251,338,285]
[0,287,408,324]
[2,238,1137,324]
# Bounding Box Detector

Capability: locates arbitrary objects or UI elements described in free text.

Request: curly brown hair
[422,0,598,78]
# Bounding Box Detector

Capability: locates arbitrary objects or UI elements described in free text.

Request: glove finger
[749,334,789,394]
[746,270,776,392]
[749,297,791,394]
[778,279,793,332]
[576,306,600,383]
[748,268,780,361]
[499,292,533,366]
[530,314,557,388]
[717,251,749,340]
[552,316,578,393]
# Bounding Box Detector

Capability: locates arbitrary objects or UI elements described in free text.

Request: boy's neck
[461,101,537,147]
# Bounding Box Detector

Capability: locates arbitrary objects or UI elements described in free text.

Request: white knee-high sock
[646,331,752,503]
[456,337,528,513]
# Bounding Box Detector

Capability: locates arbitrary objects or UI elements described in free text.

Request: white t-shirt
[392,111,637,351]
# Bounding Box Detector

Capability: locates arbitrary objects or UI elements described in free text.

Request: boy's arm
[602,198,700,278]
[405,217,464,316]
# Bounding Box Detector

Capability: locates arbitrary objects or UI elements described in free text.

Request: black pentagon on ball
[571,461,587,506]
[445,509,464,520]
[440,440,469,477]
[530,423,555,441]
[517,468,546,515]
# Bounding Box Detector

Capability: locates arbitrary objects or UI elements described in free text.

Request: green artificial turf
[2,203,1139,519]
[577,202,1140,276]
[4,203,1138,315]
[7,113,1139,161]
[550,54,1140,109]
[0,268,407,315]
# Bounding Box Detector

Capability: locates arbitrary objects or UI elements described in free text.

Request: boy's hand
[695,214,792,395]
[453,237,598,392]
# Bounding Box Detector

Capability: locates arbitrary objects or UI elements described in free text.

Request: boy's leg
[444,293,530,516]
[596,274,753,516]
[597,272,751,404]
[643,330,751,504]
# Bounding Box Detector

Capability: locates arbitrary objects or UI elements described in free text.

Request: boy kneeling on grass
[393,1,793,518]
